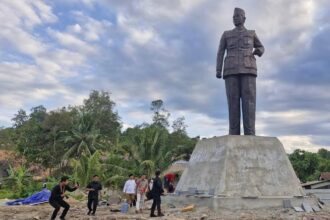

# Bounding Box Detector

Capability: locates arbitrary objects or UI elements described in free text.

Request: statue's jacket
[216,26,264,78]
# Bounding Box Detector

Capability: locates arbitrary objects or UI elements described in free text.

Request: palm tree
[62,112,103,160]
[121,125,174,177]
[101,152,133,188]
[71,151,102,187]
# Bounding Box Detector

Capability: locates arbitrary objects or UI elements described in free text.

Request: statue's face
[233,13,245,26]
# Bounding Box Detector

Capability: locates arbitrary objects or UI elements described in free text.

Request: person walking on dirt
[86,175,102,216]
[49,176,79,220]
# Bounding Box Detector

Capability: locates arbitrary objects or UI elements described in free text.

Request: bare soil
[0,199,329,220]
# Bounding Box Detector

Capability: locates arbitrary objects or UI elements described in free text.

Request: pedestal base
[172,135,310,209]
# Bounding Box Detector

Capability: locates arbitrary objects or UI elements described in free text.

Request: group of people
[48,170,169,219]
[49,175,102,220]
[123,170,165,217]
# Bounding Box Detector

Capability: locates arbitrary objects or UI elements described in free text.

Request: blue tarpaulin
[6,189,51,206]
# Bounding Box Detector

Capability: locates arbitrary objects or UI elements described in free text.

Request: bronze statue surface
[216,8,264,135]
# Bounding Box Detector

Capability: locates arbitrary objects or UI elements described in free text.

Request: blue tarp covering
[6,189,51,206]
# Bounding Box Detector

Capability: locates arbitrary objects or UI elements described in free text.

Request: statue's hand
[216,72,222,79]
[253,50,261,57]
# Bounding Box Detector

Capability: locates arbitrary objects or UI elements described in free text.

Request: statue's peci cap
[234,7,245,17]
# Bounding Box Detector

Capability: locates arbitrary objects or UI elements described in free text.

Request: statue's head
[233,7,246,27]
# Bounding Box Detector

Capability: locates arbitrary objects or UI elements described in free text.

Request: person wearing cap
[216,7,264,135]
[49,176,79,220]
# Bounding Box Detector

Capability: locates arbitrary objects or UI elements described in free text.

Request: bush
[0,189,16,199]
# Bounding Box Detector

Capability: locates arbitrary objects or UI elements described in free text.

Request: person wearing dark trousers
[150,170,164,217]
[86,175,102,216]
[49,176,79,220]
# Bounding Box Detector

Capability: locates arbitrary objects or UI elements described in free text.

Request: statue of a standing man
[216,8,264,135]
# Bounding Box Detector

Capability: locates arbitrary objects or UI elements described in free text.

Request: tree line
[0,90,197,197]
[289,148,330,183]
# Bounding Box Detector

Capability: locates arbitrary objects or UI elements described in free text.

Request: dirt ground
[0,199,330,220]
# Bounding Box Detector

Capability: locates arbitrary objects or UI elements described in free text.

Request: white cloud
[0,0,57,28]
[0,26,47,56]
[122,0,206,22]
[0,0,57,57]
[67,23,82,34]
[0,62,66,108]
[117,13,155,46]
[48,29,98,55]
[0,0,95,126]
[278,136,326,153]
[258,110,330,126]
[70,11,112,42]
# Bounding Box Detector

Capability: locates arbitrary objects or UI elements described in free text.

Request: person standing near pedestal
[216,7,264,135]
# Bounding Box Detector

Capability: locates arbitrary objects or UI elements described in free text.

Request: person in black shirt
[150,170,164,217]
[86,175,102,216]
[49,176,79,220]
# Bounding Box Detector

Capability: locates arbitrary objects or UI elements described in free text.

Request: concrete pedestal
[170,135,312,209]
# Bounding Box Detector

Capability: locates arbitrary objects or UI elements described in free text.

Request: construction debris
[181,204,195,212]
[312,205,320,212]
[302,201,313,213]
[293,206,304,212]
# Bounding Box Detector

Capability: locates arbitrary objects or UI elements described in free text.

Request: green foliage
[3,165,33,198]
[121,125,170,176]
[0,127,15,150]
[63,112,103,160]
[41,108,76,167]
[150,100,170,128]
[14,106,76,168]
[12,109,28,128]
[0,189,16,199]
[83,90,121,146]
[1,91,200,197]
[318,148,330,159]
[288,148,330,182]
[172,116,187,134]
[45,176,60,190]
[71,151,102,187]
[102,153,132,188]
[30,106,47,123]
[104,175,127,189]
[168,131,197,161]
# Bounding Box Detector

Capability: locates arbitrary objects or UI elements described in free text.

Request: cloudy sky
[0,0,329,152]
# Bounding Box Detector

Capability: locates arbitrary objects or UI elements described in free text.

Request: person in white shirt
[123,174,136,207]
